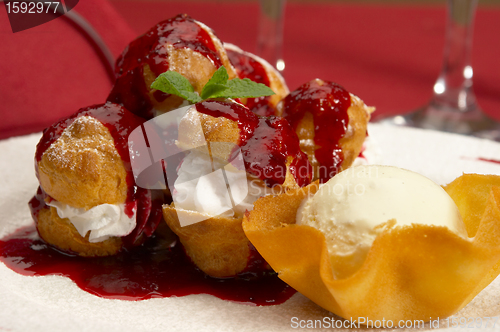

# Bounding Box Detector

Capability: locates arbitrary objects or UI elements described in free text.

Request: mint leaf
[150,71,202,103]
[151,66,275,104]
[211,78,275,99]
[206,66,229,85]
[200,66,229,99]
[201,83,228,100]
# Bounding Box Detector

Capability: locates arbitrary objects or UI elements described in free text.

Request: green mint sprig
[150,66,275,104]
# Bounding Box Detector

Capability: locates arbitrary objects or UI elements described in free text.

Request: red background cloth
[1,1,499,139]
[0,0,135,139]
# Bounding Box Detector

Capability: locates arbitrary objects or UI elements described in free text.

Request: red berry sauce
[0,226,295,304]
[196,100,312,187]
[108,14,224,119]
[226,47,275,117]
[477,158,500,164]
[281,79,351,183]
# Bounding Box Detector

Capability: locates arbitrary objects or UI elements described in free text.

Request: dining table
[1,0,500,139]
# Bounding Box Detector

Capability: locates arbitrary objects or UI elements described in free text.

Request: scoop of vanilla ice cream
[296,165,467,279]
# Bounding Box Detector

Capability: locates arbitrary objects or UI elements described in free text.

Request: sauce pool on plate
[0,225,296,305]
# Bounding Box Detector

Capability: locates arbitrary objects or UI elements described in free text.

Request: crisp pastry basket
[242,174,500,323]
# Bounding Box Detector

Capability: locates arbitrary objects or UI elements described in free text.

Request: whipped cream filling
[46,201,137,243]
[173,150,273,218]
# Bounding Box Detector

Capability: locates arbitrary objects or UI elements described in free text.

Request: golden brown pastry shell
[340,94,374,169]
[167,102,310,277]
[163,205,250,278]
[145,23,237,115]
[37,116,128,210]
[277,86,374,181]
[176,109,241,163]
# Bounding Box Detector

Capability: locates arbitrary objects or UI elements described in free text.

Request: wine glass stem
[432,0,478,111]
[256,0,286,71]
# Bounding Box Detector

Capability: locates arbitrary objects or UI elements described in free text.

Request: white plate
[1,124,500,332]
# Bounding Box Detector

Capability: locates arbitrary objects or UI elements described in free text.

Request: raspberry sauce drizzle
[195,100,311,187]
[226,47,274,117]
[108,14,223,119]
[477,158,500,164]
[281,79,351,183]
[0,226,295,305]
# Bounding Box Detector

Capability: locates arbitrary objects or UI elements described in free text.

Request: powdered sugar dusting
[42,116,117,170]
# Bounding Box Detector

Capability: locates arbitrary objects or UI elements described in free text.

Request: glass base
[381,103,500,142]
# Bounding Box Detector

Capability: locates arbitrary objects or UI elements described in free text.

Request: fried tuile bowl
[242,174,500,323]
